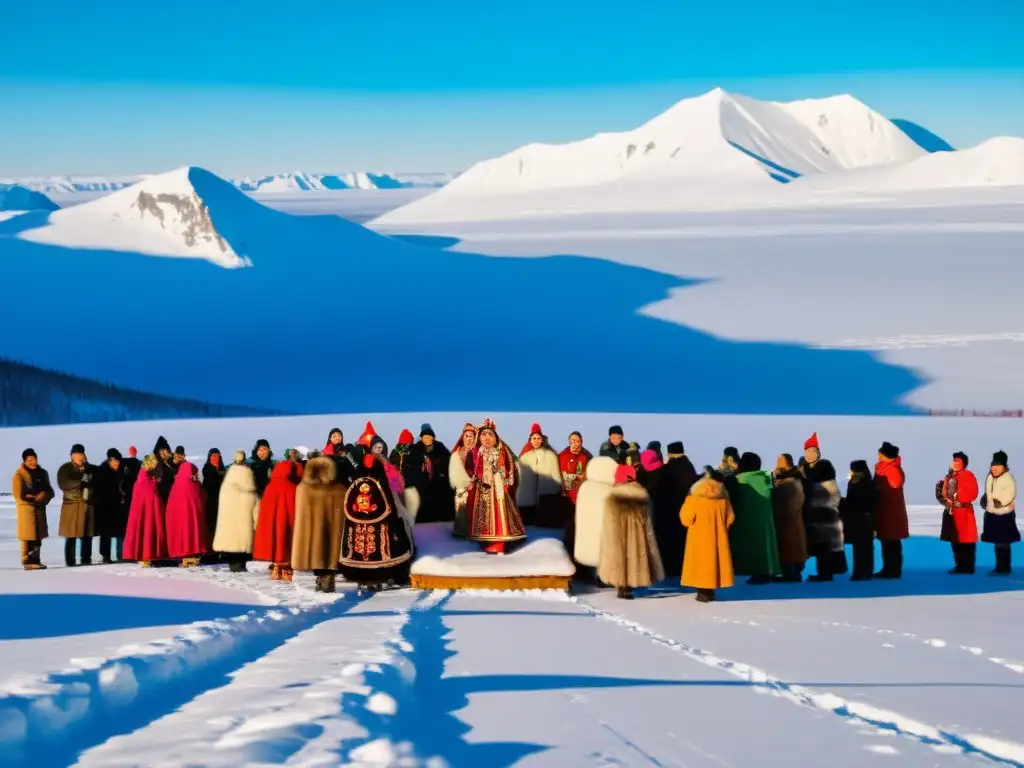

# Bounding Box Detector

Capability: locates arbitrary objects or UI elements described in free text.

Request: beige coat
[57,462,95,538]
[598,482,665,588]
[517,447,563,508]
[213,463,260,553]
[12,467,52,541]
[292,457,347,571]
[573,456,619,566]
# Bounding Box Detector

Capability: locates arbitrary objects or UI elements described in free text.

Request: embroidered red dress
[559,448,591,505]
[465,420,526,553]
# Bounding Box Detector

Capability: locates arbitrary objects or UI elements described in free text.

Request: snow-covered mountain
[375,88,927,224]
[0,184,59,212]
[793,136,1024,193]
[17,167,261,267]
[3,171,453,196]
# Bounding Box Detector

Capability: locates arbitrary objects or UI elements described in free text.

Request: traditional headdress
[357,421,377,447]
[454,422,477,450]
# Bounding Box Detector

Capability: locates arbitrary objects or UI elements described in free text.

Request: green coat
[729,471,781,576]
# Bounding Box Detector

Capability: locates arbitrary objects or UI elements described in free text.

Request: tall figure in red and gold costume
[466,419,526,554]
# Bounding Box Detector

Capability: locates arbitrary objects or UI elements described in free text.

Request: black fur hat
[993,450,1009,467]
[739,452,762,472]
[608,425,624,437]
[107,448,122,461]
[850,459,871,475]
[154,436,171,453]
[174,445,185,456]
[667,441,685,456]
[723,446,740,462]
[953,451,969,468]
[70,443,85,456]
[878,442,899,460]
[22,448,36,461]
[255,439,270,451]
[420,423,435,438]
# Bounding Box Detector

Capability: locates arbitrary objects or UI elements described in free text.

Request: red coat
[873,458,909,541]
[166,462,208,558]
[253,461,303,563]
[940,469,980,544]
[559,448,591,504]
[123,471,168,562]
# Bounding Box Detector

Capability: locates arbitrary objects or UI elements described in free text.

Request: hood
[585,456,619,485]
[271,461,296,481]
[303,456,336,485]
[176,461,198,479]
[690,475,728,500]
[640,449,663,472]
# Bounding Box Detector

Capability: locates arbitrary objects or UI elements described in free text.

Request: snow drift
[0,185,59,213]
[375,88,927,224]
[794,136,1024,193]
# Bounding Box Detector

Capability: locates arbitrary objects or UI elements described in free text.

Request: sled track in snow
[0,589,375,768]
[570,596,1024,767]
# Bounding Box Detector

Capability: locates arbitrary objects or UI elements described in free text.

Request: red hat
[397,429,414,445]
[530,422,543,436]
[128,446,138,458]
[614,464,637,484]
[804,432,819,451]
[357,421,377,447]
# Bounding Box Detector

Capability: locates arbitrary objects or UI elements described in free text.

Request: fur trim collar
[690,476,728,500]
[609,482,649,502]
[303,457,336,485]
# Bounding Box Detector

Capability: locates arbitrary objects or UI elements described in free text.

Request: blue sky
[2,0,1022,175]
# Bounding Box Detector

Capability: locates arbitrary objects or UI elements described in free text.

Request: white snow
[16,167,252,266]
[409,523,575,579]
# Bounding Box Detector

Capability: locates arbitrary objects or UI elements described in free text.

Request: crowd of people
[10,420,1020,602]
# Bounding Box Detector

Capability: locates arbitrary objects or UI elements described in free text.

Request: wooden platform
[409,523,575,592]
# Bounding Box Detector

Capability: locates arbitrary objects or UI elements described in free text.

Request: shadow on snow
[0,199,922,420]
[0,593,263,640]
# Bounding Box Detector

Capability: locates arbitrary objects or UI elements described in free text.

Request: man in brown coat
[12,448,54,570]
[57,443,96,567]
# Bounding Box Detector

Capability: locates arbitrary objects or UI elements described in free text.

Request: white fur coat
[573,456,619,567]
[986,471,1017,514]
[517,447,563,508]
[213,463,260,553]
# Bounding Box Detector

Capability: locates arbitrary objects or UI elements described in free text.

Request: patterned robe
[466,443,526,543]
[340,463,414,574]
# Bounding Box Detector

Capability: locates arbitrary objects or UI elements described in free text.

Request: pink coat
[166,462,208,558]
[383,460,405,497]
[123,471,168,561]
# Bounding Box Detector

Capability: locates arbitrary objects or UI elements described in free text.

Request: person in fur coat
[841,460,877,580]
[13,449,53,570]
[292,456,347,593]
[253,460,303,581]
[801,433,847,581]
[873,442,909,578]
[339,453,415,590]
[981,451,1019,575]
[518,423,567,528]
[573,456,619,583]
[449,423,477,537]
[771,454,807,582]
[122,455,168,567]
[938,451,980,574]
[680,467,736,603]
[166,462,208,567]
[730,453,781,584]
[598,464,665,599]
[213,451,260,572]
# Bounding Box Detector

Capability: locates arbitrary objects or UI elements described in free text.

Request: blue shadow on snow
[0,593,262,640]
[0,173,923,419]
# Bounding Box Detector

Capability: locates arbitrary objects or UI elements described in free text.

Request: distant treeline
[925,409,1024,418]
[0,357,275,427]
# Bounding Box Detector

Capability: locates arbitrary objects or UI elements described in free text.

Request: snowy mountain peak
[0,184,60,212]
[19,166,266,266]
[375,88,929,224]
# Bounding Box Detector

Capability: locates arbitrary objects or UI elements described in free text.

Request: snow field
[73,589,448,767]
[0,562,353,767]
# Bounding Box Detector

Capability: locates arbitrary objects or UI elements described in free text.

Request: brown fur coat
[291,457,347,572]
[597,482,665,588]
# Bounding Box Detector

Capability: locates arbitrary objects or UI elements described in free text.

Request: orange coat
[873,457,909,541]
[680,476,735,589]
